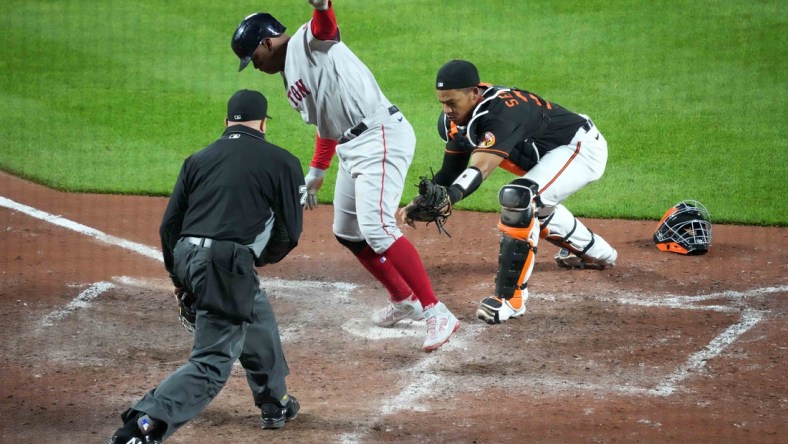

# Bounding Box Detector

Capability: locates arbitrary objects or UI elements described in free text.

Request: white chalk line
[114,275,361,343]
[1,196,162,262]
[611,286,787,312]
[113,275,360,297]
[371,286,780,415]
[377,323,478,415]
[649,309,765,396]
[113,275,171,290]
[4,195,782,427]
[265,278,358,303]
[532,285,787,313]
[534,287,780,397]
[39,282,114,328]
[120,274,478,417]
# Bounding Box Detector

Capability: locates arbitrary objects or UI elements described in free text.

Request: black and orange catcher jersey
[438,85,588,176]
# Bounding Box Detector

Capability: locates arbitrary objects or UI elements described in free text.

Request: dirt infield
[1,170,786,443]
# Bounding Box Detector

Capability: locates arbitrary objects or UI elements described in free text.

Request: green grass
[0,0,785,225]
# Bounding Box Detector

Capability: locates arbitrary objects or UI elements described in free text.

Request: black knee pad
[517,178,544,208]
[499,179,537,228]
[335,236,368,256]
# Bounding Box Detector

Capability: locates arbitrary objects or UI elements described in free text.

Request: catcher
[401,60,618,325]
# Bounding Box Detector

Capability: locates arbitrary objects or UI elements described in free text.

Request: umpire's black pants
[130,238,290,440]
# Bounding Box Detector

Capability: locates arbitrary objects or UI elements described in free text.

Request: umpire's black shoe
[108,411,162,444]
[107,432,161,444]
[260,395,300,429]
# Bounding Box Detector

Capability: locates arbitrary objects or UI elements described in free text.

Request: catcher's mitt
[174,288,196,334]
[403,176,452,237]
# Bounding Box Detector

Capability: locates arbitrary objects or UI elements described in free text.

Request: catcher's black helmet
[653,200,712,255]
[231,13,286,72]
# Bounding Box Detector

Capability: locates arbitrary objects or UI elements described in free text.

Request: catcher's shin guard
[477,181,539,324]
[476,233,535,325]
[494,231,537,300]
[496,179,540,300]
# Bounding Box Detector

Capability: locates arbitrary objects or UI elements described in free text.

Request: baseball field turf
[0,0,785,225]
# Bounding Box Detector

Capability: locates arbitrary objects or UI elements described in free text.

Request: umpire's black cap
[227,89,271,121]
[232,13,286,72]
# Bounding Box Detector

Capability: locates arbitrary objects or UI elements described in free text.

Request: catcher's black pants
[130,239,290,440]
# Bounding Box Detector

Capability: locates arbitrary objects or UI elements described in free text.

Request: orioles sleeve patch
[478,132,496,148]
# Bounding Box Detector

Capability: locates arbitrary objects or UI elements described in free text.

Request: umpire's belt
[183,236,213,248]
[338,105,400,144]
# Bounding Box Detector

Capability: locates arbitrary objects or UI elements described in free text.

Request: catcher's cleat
[422,302,460,352]
[476,296,526,325]
[261,395,300,430]
[371,295,424,327]
[554,248,617,270]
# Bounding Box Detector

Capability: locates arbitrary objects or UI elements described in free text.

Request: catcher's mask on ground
[653,200,712,255]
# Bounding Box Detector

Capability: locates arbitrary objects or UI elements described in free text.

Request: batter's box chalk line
[536,287,778,397]
[535,285,786,313]
[114,276,172,290]
[648,309,765,396]
[38,281,115,328]
[375,288,776,411]
[371,324,481,415]
[265,278,358,304]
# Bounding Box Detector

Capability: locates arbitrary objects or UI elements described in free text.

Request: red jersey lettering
[287,79,312,107]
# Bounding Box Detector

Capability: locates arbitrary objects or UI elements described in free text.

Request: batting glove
[304,167,325,210]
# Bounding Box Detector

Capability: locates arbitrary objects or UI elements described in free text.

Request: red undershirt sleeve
[310,2,338,40]
[308,1,338,169]
[311,133,337,170]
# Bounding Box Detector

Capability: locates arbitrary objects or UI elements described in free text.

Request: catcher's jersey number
[499,91,552,110]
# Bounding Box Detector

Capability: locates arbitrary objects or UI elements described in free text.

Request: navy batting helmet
[231,13,286,72]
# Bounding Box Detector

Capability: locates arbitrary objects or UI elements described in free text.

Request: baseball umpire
[108,89,305,443]
[401,60,618,325]
[231,0,460,351]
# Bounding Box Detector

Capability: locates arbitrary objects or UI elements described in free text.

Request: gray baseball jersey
[282,18,415,254]
[282,20,392,140]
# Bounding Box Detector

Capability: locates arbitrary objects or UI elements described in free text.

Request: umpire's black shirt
[160,124,305,279]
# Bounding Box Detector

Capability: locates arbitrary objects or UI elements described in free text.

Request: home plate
[341,318,423,340]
